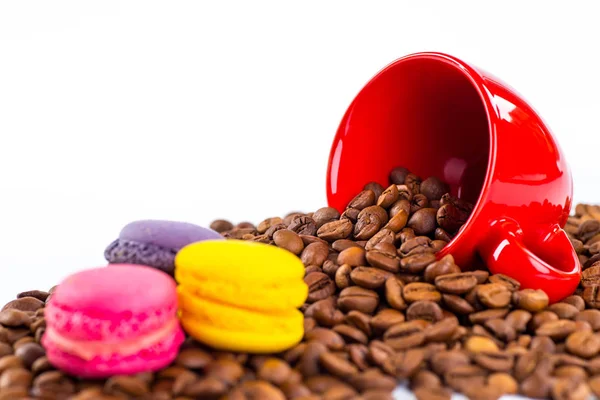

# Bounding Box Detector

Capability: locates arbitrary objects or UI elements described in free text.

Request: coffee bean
[331,239,360,252]
[410,194,429,214]
[400,253,436,274]
[348,368,397,391]
[425,317,459,343]
[345,311,371,337]
[340,207,360,223]
[318,352,358,378]
[288,216,317,236]
[407,208,437,236]
[304,374,346,393]
[377,185,399,209]
[304,328,345,351]
[574,309,600,331]
[255,358,291,386]
[583,285,600,308]
[17,290,50,303]
[384,277,407,311]
[228,380,286,400]
[392,348,425,379]
[552,376,590,400]
[562,295,586,311]
[365,247,400,273]
[488,274,521,291]
[513,289,549,312]
[305,272,336,303]
[210,219,234,233]
[0,309,30,328]
[14,342,45,368]
[400,236,433,258]
[383,320,427,350]
[370,309,405,335]
[337,286,379,314]
[332,324,367,345]
[424,255,460,283]
[505,310,532,332]
[430,350,471,376]
[477,283,512,308]
[520,373,553,399]
[406,300,443,323]
[312,298,344,328]
[355,207,388,240]
[390,199,411,219]
[434,272,477,295]
[548,302,580,319]
[383,209,408,233]
[403,282,441,303]
[334,264,352,290]
[389,167,409,185]
[312,207,342,229]
[444,364,487,392]
[442,294,475,315]
[364,182,384,199]
[565,331,600,358]
[257,217,283,234]
[336,247,366,266]
[365,228,394,251]
[301,242,330,267]
[183,376,227,398]
[536,320,578,340]
[420,177,449,201]
[273,229,304,255]
[0,367,32,389]
[175,348,212,370]
[1,297,44,312]
[350,267,388,289]
[474,351,514,372]
[530,310,560,332]
[0,355,23,373]
[104,375,149,397]
[485,318,517,342]
[317,219,353,241]
[465,336,500,353]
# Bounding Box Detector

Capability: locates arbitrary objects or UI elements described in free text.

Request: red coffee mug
[326,52,580,303]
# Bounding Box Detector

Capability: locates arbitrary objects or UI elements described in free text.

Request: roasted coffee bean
[513,288,549,312]
[442,294,475,315]
[340,207,360,223]
[257,217,284,234]
[104,375,149,397]
[14,342,45,368]
[0,309,30,327]
[424,255,460,282]
[430,240,447,253]
[419,177,449,201]
[563,295,586,311]
[318,352,358,378]
[305,272,336,303]
[311,208,342,229]
[465,336,500,353]
[487,274,520,291]
[536,319,578,340]
[584,285,600,308]
[312,298,344,328]
[389,167,409,185]
[552,376,590,400]
[444,364,487,392]
[334,264,352,290]
[337,286,379,314]
[485,318,517,342]
[430,350,471,376]
[304,328,345,351]
[348,368,396,391]
[345,311,371,337]
[477,283,512,308]
[384,277,407,311]
[425,317,459,343]
[370,309,405,335]
[331,239,360,252]
[393,348,424,379]
[365,247,400,273]
[382,209,408,233]
[406,300,443,322]
[332,324,368,345]
[364,182,385,199]
[390,199,411,219]
[1,297,44,312]
[255,358,291,386]
[355,207,388,240]
[304,374,347,393]
[288,216,317,236]
[377,184,399,209]
[407,208,437,236]
[403,282,441,303]
[400,253,436,274]
[520,373,553,399]
[0,367,32,389]
[410,194,429,214]
[548,302,580,319]
[399,236,432,256]
[336,246,366,266]
[575,309,600,331]
[365,228,394,251]
[210,219,234,233]
[505,309,532,332]
[228,380,286,400]
[301,242,330,267]
[404,173,421,194]
[434,272,477,294]
[383,320,427,350]
[530,310,560,331]
[350,267,388,289]
[565,331,600,358]
[322,260,339,278]
[474,351,514,372]
[317,219,353,241]
[273,229,305,255]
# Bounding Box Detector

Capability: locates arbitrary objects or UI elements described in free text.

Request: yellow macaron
[175,239,308,353]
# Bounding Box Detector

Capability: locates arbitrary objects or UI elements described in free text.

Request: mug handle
[477,218,581,304]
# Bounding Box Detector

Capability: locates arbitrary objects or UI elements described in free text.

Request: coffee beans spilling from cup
[0,167,597,400]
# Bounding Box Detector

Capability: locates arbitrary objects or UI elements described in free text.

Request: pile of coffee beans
[1,167,599,400]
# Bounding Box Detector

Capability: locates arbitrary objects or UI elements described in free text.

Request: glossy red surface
[326,52,580,303]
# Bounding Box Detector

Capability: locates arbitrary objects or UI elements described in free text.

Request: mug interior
[328,55,491,210]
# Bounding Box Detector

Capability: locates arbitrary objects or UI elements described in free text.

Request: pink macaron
[42,264,185,378]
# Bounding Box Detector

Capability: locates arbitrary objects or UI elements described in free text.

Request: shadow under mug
[326,52,580,303]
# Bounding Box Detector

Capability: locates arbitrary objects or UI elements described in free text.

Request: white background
[0,2,598,398]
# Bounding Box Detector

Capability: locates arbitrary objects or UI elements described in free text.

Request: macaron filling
[44,317,180,361]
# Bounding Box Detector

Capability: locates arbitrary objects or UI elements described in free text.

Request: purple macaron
[104,220,223,275]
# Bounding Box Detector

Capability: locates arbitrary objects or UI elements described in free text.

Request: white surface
[0,2,599,398]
